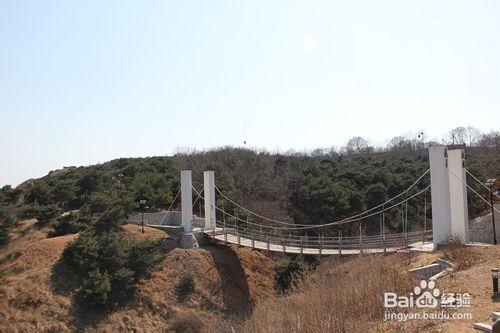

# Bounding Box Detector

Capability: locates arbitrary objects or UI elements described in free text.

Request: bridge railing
[213,220,432,253]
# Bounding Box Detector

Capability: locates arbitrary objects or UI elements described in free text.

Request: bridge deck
[210,233,403,255]
[197,227,433,255]
[143,223,433,255]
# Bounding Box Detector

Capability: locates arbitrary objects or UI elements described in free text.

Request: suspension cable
[159,188,181,225]
[468,185,500,213]
[192,186,204,207]
[167,188,181,211]
[448,168,500,214]
[207,185,430,231]
[465,169,495,193]
[214,168,430,227]
[214,185,309,226]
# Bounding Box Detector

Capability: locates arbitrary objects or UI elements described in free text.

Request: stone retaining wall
[469,213,494,243]
[409,259,454,280]
[468,204,499,244]
[409,263,443,280]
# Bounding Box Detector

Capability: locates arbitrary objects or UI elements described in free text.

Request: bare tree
[447,127,467,145]
[388,135,415,152]
[477,130,500,148]
[463,126,481,147]
[344,136,371,154]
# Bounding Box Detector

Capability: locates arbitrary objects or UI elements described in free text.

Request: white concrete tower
[429,146,452,248]
[181,170,193,233]
[179,170,199,248]
[203,171,216,229]
[447,149,469,243]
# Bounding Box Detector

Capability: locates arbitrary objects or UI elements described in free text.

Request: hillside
[1,219,499,332]
[214,243,500,332]
[1,144,498,243]
[0,143,498,332]
[0,224,278,331]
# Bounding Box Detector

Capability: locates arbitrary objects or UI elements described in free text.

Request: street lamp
[139,199,147,233]
[485,179,497,245]
[492,268,499,301]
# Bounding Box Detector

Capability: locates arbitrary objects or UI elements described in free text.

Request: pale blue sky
[1,0,499,186]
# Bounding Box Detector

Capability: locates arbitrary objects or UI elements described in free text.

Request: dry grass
[1,220,498,332]
[120,223,166,240]
[211,254,416,333]
[0,231,75,332]
[0,224,278,332]
[169,310,207,333]
[441,241,484,271]
[211,244,500,333]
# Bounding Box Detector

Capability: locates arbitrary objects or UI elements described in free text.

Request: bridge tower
[179,170,199,248]
[203,171,216,229]
[448,149,470,243]
[429,146,469,248]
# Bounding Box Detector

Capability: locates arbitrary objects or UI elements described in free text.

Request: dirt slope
[421,245,500,332]
[0,224,277,332]
[2,221,498,332]
[209,243,500,333]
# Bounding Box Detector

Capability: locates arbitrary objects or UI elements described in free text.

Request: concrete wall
[409,263,444,280]
[469,204,500,244]
[409,259,453,280]
[193,217,205,228]
[163,212,182,225]
[127,211,182,226]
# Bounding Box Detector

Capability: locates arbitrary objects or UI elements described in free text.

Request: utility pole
[485,179,497,245]
[140,199,147,233]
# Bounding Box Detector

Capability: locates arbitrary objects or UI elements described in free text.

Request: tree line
[0,127,498,245]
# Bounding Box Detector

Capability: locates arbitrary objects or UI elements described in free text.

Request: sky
[1,0,499,186]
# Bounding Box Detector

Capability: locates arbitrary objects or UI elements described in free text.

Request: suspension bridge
[136,146,498,255]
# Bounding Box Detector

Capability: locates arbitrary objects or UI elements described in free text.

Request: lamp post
[139,199,147,233]
[492,268,499,301]
[485,179,497,245]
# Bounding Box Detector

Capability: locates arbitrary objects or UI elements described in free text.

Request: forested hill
[0,139,498,243]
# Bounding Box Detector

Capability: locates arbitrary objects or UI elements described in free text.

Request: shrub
[170,311,205,333]
[57,211,163,310]
[128,238,164,278]
[0,251,22,265]
[107,267,135,305]
[25,181,52,205]
[88,191,115,214]
[0,185,21,204]
[176,273,196,298]
[36,204,60,226]
[0,222,11,247]
[275,258,309,292]
[48,213,88,237]
[0,206,15,246]
[61,230,100,272]
[15,204,40,220]
[0,268,6,284]
[91,208,125,233]
[76,269,111,308]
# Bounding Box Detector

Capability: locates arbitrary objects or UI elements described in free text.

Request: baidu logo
[384,279,470,309]
[413,280,440,308]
